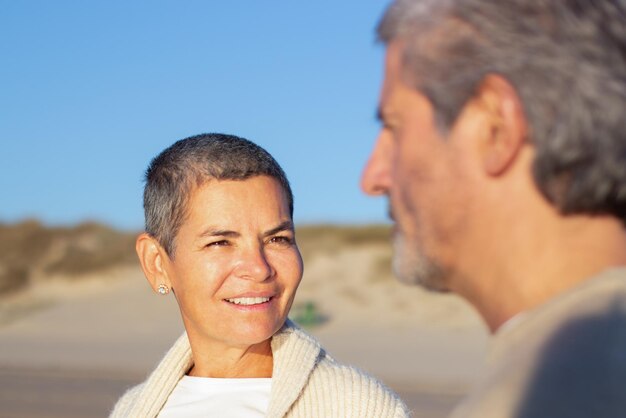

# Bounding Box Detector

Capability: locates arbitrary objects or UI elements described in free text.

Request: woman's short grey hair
[378,0,626,222]
[143,133,294,256]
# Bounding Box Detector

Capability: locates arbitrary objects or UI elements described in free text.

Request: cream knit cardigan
[110,320,410,417]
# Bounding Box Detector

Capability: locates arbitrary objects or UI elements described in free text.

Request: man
[361,0,626,416]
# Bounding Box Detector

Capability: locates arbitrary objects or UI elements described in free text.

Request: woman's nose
[234,246,274,282]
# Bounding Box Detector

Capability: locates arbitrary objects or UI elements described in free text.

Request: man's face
[162,176,303,351]
[361,41,473,291]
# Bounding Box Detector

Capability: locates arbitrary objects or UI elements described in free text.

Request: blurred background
[0,2,488,417]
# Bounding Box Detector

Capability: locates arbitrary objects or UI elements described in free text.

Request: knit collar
[267,320,323,417]
[127,319,321,418]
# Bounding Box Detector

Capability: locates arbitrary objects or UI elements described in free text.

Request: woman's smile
[223,295,275,311]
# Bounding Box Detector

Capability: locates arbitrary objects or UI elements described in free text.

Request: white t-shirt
[157,375,272,418]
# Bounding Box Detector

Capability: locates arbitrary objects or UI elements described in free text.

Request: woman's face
[162,176,303,351]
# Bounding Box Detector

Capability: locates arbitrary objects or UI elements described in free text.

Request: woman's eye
[270,236,293,245]
[206,240,229,247]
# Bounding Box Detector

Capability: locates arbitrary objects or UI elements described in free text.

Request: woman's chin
[231,321,284,347]
[196,319,285,350]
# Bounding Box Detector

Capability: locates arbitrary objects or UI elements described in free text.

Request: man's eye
[383,121,397,134]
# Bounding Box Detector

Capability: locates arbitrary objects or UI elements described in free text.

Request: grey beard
[391,232,448,292]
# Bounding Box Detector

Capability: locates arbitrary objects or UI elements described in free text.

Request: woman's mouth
[224,296,272,306]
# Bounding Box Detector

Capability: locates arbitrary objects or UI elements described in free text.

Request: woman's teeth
[225,297,270,305]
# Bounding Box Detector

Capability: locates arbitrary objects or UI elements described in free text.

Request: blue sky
[1,1,390,230]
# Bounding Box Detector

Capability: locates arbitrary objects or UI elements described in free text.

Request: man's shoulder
[516,268,626,353]
[493,268,626,351]
[452,268,626,418]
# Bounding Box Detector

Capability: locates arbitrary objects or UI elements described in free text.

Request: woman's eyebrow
[197,227,240,239]
[263,221,294,237]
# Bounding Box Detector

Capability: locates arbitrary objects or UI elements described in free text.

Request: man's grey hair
[143,133,294,256]
[378,0,626,221]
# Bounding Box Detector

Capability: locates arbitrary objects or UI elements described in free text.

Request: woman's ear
[136,233,172,294]
[474,74,528,176]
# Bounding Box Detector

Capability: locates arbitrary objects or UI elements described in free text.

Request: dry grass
[0,220,138,295]
[296,224,391,260]
[0,221,392,297]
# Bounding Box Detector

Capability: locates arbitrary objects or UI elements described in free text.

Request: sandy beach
[0,232,488,417]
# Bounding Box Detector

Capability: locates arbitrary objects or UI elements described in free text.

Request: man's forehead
[380,40,412,114]
[384,40,404,85]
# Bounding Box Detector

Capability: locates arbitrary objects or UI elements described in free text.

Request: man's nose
[360,130,392,196]
[234,245,273,282]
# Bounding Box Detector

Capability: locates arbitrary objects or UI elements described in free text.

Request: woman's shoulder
[278,321,411,417]
[108,332,193,418]
[109,383,145,418]
[313,353,410,417]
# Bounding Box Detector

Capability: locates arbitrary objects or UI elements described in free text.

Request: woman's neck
[187,338,273,378]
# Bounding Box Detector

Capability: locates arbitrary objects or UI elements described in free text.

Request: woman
[110,133,409,417]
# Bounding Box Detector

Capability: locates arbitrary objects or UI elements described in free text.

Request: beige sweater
[451,268,626,418]
[110,320,410,417]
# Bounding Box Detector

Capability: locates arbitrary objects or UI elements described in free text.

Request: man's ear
[473,74,528,176]
[136,233,172,293]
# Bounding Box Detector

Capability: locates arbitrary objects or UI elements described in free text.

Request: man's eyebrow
[376,106,384,122]
[263,221,294,237]
[197,228,240,239]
